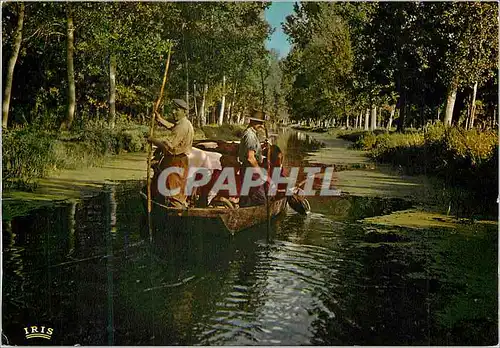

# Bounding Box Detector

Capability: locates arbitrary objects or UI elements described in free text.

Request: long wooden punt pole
[147,46,172,240]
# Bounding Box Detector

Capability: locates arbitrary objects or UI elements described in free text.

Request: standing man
[238,110,267,207]
[148,98,194,208]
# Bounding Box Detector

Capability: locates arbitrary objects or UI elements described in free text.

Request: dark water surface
[2,132,497,345]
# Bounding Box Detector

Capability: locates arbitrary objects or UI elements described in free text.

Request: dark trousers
[239,167,266,207]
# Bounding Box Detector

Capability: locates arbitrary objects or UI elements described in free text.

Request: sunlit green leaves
[3,2,274,127]
[282,1,498,129]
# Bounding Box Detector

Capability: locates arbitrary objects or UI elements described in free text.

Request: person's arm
[246,149,260,168]
[245,149,268,184]
[155,112,174,129]
[147,136,171,154]
[241,131,261,166]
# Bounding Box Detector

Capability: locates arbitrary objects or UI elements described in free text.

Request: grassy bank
[338,123,498,218]
[2,122,245,189]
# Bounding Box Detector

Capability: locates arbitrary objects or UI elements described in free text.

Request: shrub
[355,132,377,150]
[445,128,497,166]
[120,129,146,152]
[338,123,497,218]
[354,124,497,192]
[424,122,447,143]
[2,127,57,186]
[73,122,149,155]
[52,140,101,170]
[202,124,246,140]
[4,121,249,189]
[3,122,150,188]
[80,127,118,154]
[337,131,366,144]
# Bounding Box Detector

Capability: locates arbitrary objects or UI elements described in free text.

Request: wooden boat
[140,191,288,234]
[142,139,312,234]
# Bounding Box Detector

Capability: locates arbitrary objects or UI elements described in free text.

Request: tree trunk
[212,107,217,125]
[260,69,266,111]
[387,104,395,130]
[200,83,208,126]
[227,81,237,124]
[183,24,190,122]
[2,2,24,130]
[193,81,198,127]
[61,5,76,130]
[397,95,406,132]
[108,54,116,128]
[346,115,350,128]
[218,75,226,126]
[469,81,478,130]
[370,105,377,131]
[273,90,279,122]
[185,66,189,122]
[364,108,369,130]
[226,100,232,124]
[444,80,458,126]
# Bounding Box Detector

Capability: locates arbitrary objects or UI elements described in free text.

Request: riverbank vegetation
[3,121,146,186]
[338,123,498,217]
[2,2,277,188]
[2,121,245,189]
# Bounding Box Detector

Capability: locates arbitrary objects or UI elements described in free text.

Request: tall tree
[2,2,25,129]
[283,3,356,124]
[370,105,377,130]
[218,75,226,125]
[108,54,116,128]
[432,2,498,126]
[61,4,75,130]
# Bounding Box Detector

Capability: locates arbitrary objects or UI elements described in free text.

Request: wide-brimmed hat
[172,98,189,111]
[247,109,267,123]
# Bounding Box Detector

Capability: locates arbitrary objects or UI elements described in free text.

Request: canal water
[2,131,497,345]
